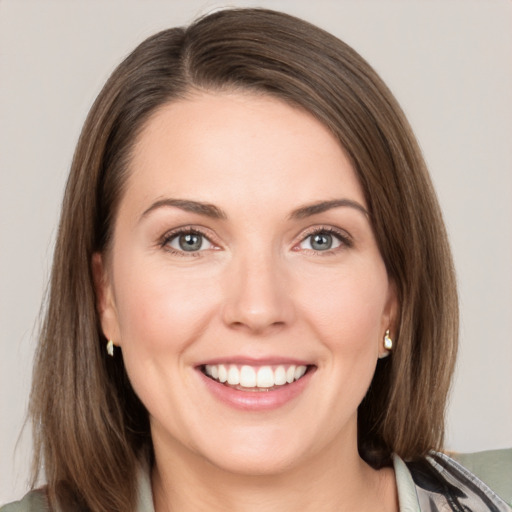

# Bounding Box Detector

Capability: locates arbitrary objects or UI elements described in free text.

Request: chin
[191,427,310,477]
[205,448,301,477]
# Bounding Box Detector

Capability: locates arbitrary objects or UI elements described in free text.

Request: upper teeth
[204,364,308,388]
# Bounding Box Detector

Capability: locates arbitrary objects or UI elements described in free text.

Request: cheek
[297,262,389,350]
[112,258,220,352]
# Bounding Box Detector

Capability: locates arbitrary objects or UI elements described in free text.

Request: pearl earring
[378,330,393,359]
[384,329,393,351]
[106,340,115,357]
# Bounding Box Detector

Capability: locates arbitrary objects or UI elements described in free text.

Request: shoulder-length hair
[30,8,458,512]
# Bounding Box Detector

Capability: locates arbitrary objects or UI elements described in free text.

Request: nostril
[227,318,287,335]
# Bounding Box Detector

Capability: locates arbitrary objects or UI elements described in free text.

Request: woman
[2,8,509,512]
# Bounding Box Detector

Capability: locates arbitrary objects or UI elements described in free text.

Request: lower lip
[198,368,314,411]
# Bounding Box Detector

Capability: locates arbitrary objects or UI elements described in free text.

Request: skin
[94,92,398,511]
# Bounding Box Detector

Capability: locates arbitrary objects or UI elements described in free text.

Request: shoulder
[1,459,152,512]
[450,448,512,506]
[406,451,512,511]
[0,489,49,512]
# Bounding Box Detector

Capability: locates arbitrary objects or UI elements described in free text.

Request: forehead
[124,91,365,217]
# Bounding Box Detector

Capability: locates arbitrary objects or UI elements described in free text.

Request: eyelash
[159,225,352,256]
[159,227,216,257]
[296,226,353,254]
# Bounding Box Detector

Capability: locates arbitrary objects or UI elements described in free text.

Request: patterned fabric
[406,452,511,512]
[451,449,512,506]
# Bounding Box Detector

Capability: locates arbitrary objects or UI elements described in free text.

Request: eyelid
[293,225,353,252]
[159,225,220,254]
[157,224,352,255]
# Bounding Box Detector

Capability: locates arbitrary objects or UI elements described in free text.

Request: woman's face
[96,92,396,475]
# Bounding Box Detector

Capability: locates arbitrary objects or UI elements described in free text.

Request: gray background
[1,0,511,503]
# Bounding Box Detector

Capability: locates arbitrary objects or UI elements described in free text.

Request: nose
[221,250,295,334]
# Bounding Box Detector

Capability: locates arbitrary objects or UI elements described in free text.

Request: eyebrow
[140,197,368,223]
[289,199,369,220]
[140,198,227,221]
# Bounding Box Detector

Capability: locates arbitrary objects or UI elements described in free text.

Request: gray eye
[310,233,333,250]
[168,232,212,252]
[299,231,342,251]
[180,233,203,251]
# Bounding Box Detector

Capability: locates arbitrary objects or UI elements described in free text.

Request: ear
[92,252,121,345]
[379,279,399,356]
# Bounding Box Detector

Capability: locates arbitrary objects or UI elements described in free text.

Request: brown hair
[30,8,458,511]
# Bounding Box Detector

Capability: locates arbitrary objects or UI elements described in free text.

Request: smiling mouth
[200,364,313,391]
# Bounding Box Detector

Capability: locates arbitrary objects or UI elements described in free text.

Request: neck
[151,433,397,512]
